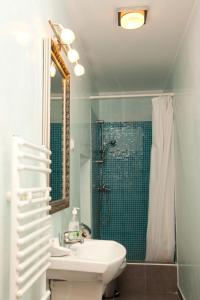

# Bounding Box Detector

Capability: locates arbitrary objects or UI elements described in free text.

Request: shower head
[110,139,116,147]
[102,139,117,154]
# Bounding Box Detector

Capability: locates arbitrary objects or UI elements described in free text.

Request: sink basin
[47,239,126,300]
[48,239,126,283]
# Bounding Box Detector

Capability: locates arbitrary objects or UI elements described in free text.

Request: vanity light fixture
[118,9,147,30]
[74,63,85,77]
[60,27,75,45]
[48,20,85,76]
[67,48,80,63]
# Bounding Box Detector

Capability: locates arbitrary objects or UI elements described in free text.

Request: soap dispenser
[68,207,80,239]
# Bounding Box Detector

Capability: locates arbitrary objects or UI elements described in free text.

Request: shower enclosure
[91,99,152,261]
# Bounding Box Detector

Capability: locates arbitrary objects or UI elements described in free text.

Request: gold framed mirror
[43,39,70,214]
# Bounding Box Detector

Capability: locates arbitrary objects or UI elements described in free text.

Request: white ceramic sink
[48,239,126,283]
[47,239,126,300]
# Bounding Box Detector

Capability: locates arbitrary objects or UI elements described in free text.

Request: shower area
[91,98,152,262]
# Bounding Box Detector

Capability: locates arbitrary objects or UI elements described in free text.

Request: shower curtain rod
[90,92,174,100]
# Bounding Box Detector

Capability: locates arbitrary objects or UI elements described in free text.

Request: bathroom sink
[47,239,126,284]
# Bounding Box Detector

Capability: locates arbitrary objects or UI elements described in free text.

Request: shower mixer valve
[97,184,111,192]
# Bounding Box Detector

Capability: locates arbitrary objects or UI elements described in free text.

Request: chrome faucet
[63,231,84,245]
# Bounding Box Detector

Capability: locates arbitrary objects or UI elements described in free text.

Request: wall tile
[92,122,152,261]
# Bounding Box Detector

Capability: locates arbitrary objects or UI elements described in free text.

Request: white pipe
[40,291,51,300]
[17,139,51,154]
[17,233,51,257]
[18,187,51,194]
[18,164,51,174]
[31,196,51,204]
[17,215,50,233]
[90,92,174,100]
[18,152,51,164]
[17,196,51,207]
[17,206,51,220]
[17,226,50,246]
[17,244,50,271]
[17,253,50,284]
[16,262,51,298]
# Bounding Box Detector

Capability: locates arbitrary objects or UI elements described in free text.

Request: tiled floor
[110,264,181,300]
[120,293,180,300]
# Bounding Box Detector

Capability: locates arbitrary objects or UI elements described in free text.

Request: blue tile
[92,121,152,261]
[50,123,63,201]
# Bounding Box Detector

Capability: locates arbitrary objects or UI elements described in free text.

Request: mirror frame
[43,39,70,214]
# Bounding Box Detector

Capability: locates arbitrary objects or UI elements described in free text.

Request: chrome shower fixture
[110,139,117,146]
[103,139,117,151]
[97,184,111,193]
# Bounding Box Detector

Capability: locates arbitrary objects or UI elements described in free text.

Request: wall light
[49,20,85,77]
[67,48,80,63]
[118,10,147,30]
[74,63,85,76]
[60,28,75,45]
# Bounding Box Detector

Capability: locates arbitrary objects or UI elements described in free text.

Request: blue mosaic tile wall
[92,121,152,261]
[91,111,101,238]
[50,123,63,201]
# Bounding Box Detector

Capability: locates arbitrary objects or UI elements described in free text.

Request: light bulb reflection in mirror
[50,61,56,77]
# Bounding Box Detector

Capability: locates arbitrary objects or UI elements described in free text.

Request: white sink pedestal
[48,240,126,300]
[51,280,104,300]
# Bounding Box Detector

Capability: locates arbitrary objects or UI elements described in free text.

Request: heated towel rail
[9,136,52,300]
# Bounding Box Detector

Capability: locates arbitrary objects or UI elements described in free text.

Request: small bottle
[68,207,80,240]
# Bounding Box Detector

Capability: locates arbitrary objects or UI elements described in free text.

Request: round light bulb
[60,28,75,44]
[74,64,85,76]
[121,11,145,30]
[50,62,56,77]
[67,49,79,63]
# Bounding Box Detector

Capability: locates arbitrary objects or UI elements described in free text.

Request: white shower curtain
[145,96,175,262]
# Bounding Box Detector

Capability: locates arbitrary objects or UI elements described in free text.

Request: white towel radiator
[9,136,52,300]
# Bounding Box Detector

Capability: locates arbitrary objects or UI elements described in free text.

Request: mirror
[43,39,70,214]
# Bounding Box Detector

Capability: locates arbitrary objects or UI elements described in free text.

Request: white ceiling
[66,0,195,94]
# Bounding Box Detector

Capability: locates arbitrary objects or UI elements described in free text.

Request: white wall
[0,1,94,299]
[80,156,91,227]
[94,98,152,122]
[166,0,200,298]
[91,100,99,120]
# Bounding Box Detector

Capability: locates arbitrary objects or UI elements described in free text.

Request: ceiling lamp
[118,10,147,30]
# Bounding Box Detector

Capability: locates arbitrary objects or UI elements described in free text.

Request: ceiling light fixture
[118,9,147,30]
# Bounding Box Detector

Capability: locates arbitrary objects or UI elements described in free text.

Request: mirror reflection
[50,66,64,201]
[49,40,70,213]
